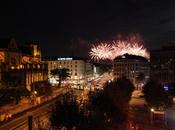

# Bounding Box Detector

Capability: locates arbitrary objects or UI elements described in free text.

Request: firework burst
[89,36,149,61]
[89,43,112,61]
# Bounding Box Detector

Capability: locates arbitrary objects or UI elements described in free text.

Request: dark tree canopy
[136,72,145,83]
[143,80,172,110]
[50,98,86,130]
[2,72,21,88]
[0,87,31,105]
[31,80,52,96]
[51,68,70,87]
[89,77,134,129]
[169,82,175,97]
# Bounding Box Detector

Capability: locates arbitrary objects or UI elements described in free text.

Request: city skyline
[1,1,175,130]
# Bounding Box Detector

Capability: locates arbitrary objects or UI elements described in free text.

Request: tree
[50,97,86,130]
[143,80,172,110]
[31,81,52,96]
[2,72,20,88]
[88,77,134,129]
[136,72,145,83]
[50,68,70,87]
[169,82,175,97]
[12,87,31,104]
[0,87,31,105]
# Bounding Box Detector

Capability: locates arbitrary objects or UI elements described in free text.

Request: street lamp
[150,108,154,124]
[33,91,38,105]
[34,91,37,95]
[151,108,154,112]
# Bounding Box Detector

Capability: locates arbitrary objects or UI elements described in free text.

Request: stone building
[150,45,175,84]
[113,54,150,87]
[0,36,48,90]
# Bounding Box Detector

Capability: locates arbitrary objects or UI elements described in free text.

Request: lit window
[27,64,30,69]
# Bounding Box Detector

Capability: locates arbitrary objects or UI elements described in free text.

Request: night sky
[1,0,175,57]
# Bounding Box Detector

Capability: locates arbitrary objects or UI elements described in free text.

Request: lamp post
[33,91,37,105]
[164,110,167,126]
[150,108,154,124]
[28,115,33,130]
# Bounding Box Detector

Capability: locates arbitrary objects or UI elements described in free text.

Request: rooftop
[114,53,148,62]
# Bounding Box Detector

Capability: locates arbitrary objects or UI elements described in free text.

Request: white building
[47,57,93,88]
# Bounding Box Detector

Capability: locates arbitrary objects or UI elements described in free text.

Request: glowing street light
[151,108,154,112]
[108,80,111,83]
[150,108,154,124]
[34,91,37,95]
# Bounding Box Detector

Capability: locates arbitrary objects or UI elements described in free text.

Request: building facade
[150,46,175,84]
[113,54,149,87]
[47,57,93,87]
[0,37,48,90]
[0,61,1,81]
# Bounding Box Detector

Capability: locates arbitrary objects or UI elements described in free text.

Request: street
[128,90,174,130]
[0,88,71,130]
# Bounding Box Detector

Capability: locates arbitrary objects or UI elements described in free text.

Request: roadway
[128,90,173,130]
[0,89,71,130]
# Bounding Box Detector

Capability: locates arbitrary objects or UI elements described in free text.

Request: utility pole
[28,115,33,130]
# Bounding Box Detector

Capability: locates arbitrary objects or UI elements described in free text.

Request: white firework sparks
[90,38,149,61]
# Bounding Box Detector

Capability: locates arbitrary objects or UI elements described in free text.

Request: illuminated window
[27,64,30,69]
[11,66,15,69]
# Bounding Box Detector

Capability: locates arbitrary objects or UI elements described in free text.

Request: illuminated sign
[121,55,125,58]
[163,84,169,92]
[57,58,73,60]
